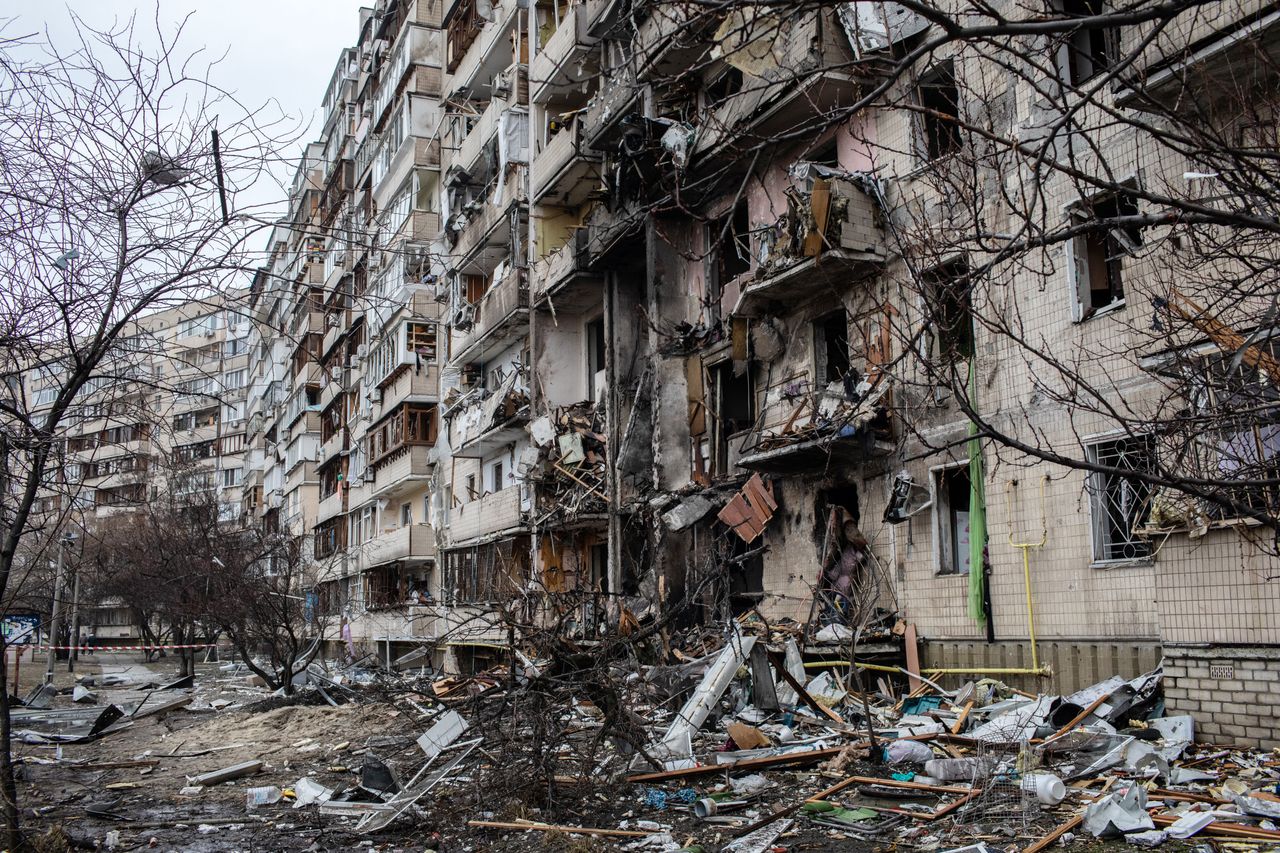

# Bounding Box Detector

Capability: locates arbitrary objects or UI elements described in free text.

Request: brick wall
[1163,646,1280,749]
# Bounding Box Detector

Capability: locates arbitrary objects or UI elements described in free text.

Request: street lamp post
[44,533,74,685]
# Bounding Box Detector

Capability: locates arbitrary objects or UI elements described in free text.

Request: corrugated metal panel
[919,640,1162,694]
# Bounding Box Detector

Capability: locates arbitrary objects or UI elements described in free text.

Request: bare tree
[0,10,294,845]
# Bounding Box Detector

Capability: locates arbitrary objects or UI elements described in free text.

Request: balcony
[584,196,645,266]
[291,310,325,338]
[1116,5,1280,111]
[531,114,602,206]
[369,444,433,498]
[448,0,524,97]
[356,524,436,572]
[582,67,637,150]
[448,485,525,543]
[452,170,525,261]
[316,488,346,524]
[633,0,716,82]
[451,267,530,365]
[450,372,530,457]
[374,136,442,212]
[454,98,504,177]
[376,363,441,417]
[734,172,886,315]
[533,229,600,308]
[392,210,442,245]
[530,3,598,104]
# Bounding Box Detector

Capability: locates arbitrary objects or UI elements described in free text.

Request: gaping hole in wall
[814,311,852,386]
[918,61,961,161]
[709,359,755,477]
[923,260,975,366]
[708,200,751,321]
[726,537,764,617]
[815,484,865,624]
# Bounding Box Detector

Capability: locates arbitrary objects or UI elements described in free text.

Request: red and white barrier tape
[31,643,218,652]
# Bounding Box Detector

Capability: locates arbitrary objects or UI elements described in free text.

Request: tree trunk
[0,646,24,850]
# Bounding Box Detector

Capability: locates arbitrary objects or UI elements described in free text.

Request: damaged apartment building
[243,0,1280,744]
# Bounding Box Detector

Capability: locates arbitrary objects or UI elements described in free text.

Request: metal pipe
[44,537,66,685]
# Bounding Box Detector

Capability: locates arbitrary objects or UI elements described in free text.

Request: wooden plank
[1045,692,1110,741]
[626,746,845,783]
[468,821,654,838]
[904,623,921,693]
[1024,814,1083,853]
[768,650,844,724]
[803,178,831,256]
[950,700,975,734]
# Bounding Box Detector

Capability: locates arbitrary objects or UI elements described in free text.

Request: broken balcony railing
[736,376,894,473]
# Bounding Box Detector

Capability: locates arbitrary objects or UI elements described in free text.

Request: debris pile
[527,402,609,519]
[13,638,1280,852]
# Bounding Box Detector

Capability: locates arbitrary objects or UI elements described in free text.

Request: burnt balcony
[585,0,627,38]
[735,380,895,474]
[582,66,637,151]
[531,113,602,206]
[692,10,859,160]
[451,267,530,365]
[447,485,526,543]
[533,229,600,308]
[584,196,645,267]
[355,524,436,572]
[734,171,886,315]
[530,2,599,104]
[633,0,716,82]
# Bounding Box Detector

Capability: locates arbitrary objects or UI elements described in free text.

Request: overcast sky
[6,1,365,217]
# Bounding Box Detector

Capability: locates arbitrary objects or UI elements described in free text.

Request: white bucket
[1021,772,1066,805]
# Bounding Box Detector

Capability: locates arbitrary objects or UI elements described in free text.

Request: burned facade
[229,0,1280,746]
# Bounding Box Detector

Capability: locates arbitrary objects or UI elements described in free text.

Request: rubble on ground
[11,637,1280,851]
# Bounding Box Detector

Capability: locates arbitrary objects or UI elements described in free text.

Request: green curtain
[967,361,987,628]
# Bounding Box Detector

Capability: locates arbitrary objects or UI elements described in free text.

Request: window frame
[1084,433,1155,566]
[930,460,973,576]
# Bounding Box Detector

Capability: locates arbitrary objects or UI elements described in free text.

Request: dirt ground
[7,652,1109,852]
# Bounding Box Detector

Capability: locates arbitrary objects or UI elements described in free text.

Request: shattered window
[1057,0,1119,85]
[918,61,961,161]
[923,261,974,366]
[1067,189,1141,320]
[1085,436,1154,562]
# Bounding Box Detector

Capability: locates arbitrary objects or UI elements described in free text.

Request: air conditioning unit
[369,388,382,403]
[330,365,343,382]
[318,447,327,462]
[354,344,369,361]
